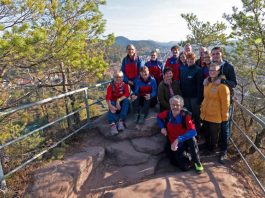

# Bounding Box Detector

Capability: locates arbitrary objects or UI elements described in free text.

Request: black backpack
[164,108,192,129]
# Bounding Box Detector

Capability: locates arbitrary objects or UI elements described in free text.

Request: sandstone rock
[102,162,263,198]
[27,146,105,198]
[118,157,161,181]
[106,140,150,166]
[131,133,167,155]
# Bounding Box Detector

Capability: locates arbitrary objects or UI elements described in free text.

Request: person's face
[164,71,173,81]
[140,69,149,80]
[114,75,123,83]
[211,49,222,62]
[151,52,157,60]
[172,48,179,56]
[187,57,195,66]
[203,54,211,65]
[209,66,220,78]
[127,46,135,57]
[180,54,186,63]
[200,48,205,57]
[170,99,182,114]
[184,45,192,53]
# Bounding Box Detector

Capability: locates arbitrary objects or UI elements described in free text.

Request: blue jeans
[220,103,234,153]
[107,98,130,124]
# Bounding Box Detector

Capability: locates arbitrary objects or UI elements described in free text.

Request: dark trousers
[183,97,201,132]
[132,96,157,116]
[165,137,201,171]
[203,120,221,151]
[220,103,234,153]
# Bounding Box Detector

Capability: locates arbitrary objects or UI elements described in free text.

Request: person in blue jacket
[178,51,187,72]
[121,44,144,92]
[131,66,157,124]
[145,50,163,86]
[157,95,203,172]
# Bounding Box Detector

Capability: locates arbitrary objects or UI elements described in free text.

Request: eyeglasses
[115,76,123,79]
[209,69,220,72]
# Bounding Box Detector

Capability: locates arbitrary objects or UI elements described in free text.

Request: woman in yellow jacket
[200,62,230,153]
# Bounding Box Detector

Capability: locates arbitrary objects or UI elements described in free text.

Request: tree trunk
[60,62,71,128]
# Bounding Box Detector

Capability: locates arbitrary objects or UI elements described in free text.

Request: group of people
[105,43,237,173]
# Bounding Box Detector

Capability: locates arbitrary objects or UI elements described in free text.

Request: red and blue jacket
[134,76,157,98]
[165,56,180,81]
[121,55,144,84]
[145,59,163,84]
[106,81,130,102]
[157,110,197,145]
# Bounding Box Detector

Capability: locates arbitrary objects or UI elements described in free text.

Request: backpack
[165,108,192,129]
[111,80,125,94]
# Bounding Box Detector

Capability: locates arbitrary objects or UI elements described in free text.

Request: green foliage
[181,13,229,47]
[224,0,265,100]
[51,145,67,160]
[0,0,113,94]
[224,0,265,184]
[0,0,113,185]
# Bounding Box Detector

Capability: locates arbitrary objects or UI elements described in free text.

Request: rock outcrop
[27,146,105,198]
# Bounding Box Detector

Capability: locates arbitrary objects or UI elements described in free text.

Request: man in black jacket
[206,46,237,163]
[180,52,203,133]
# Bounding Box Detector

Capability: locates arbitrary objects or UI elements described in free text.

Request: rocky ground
[25,109,264,198]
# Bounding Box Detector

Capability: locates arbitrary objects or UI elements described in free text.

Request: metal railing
[0,80,111,190]
[231,99,265,194]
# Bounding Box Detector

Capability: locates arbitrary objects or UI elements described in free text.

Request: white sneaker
[117,120,125,131]
[110,124,118,136]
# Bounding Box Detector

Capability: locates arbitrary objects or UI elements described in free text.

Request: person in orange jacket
[200,62,230,159]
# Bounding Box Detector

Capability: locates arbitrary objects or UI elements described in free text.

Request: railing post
[84,89,90,127]
[0,161,6,191]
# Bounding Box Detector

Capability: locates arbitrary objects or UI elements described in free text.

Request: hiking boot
[195,162,204,173]
[110,124,118,136]
[134,114,140,124]
[138,114,146,124]
[117,120,125,131]
[219,152,228,164]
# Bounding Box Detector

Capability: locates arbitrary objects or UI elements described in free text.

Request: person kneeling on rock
[106,70,130,135]
[157,95,204,173]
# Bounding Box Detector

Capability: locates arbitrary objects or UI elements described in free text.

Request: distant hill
[115,36,178,51]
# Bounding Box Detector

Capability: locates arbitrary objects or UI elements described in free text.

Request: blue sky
[100,0,243,42]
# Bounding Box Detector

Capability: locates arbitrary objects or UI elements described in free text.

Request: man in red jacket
[165,45,180,81]
[157,95,203,172]
[106,70,130,135]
